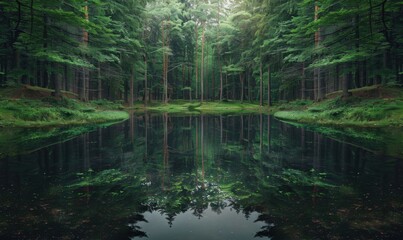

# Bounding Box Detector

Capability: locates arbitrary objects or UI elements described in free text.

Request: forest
[1,0,402,106]
[1,1,403,239]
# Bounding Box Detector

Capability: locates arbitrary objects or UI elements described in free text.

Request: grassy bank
[0,86,129,128]
[272,85,403,127]
[270,85,403,158]
[130,100,263,114]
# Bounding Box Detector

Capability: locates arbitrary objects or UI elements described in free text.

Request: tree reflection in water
[0,114,402,239]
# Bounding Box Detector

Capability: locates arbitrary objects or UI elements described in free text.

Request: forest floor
[1,84,402,128]
[272,85,403,128]
[0,85,129,128]
[129,100,262,114]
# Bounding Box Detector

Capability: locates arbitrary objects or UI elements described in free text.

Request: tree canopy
[1,0,402,104]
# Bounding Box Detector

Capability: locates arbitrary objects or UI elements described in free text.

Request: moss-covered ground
[129,100,263,114]
[272,85,403,127]
[0,86,129,128]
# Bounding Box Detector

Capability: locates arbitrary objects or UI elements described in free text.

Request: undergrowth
[0,97,129,127]
[274,95,403,127]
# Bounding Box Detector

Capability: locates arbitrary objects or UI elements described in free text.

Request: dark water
[0,114,402,239]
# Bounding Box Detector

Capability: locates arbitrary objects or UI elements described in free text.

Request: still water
[0,114,402,239]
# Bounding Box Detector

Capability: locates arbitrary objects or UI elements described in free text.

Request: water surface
[0,114,402,239]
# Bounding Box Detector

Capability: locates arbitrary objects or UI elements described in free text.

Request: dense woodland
[0,0,402,106]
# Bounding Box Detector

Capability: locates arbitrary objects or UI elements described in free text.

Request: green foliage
[143,101,262,114]
[90,99,124,110]
[0,98,128,128]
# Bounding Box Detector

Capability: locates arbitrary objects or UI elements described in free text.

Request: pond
[0,114,402,239]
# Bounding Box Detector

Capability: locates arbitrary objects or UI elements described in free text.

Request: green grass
[130,100,263,114]
[0,97,129,128]
[273,88,403,128]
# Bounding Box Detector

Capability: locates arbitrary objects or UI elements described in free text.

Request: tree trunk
[219,63,223,101]
[80,67,86,101]
[54,63,61,98]
[301,62,306,100]
[201,22,206,103]
[182,63,185,99]
[129,64,134,107]
[212,49,215,100]
[361,60,367,87]
[225,73,228,100]
[162,21,166,103]
[247,70,251,102]
[232,75,235,100]
[240,73,244,103]
[343,63,352,98]
[194,23,199,100]
[144,56,148,105]
[259,61,263,106]
[318,68,324,100]
[354,13,361,89]
[165,54,169,103]
[81,1,89,101]
[314,2,323,101]
[98,62,102,99]
[217,0,222,102]
[268,65,271,106]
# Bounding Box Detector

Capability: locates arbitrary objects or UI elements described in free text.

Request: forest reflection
[0,114,402,239]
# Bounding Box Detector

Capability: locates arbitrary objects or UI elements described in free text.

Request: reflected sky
[136,204,265,240]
